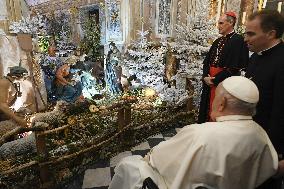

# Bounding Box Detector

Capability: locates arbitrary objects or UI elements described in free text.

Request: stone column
[6,0,22,21]
[148,0,156,40]
[143,0,152,33]
[171,0,178,36]
[225,0,242,26]
[226,0,241,15]
[0,0,8,21]
[188,0,197,17]
[179,0,188,25]
[210,0,218,17]
[129,0,142,40]
[121,0,131,44]
[238,0,256,25]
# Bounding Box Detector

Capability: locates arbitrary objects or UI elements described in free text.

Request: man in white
[109,76,278,189]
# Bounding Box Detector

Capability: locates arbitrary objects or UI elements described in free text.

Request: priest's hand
[204,75,215,86]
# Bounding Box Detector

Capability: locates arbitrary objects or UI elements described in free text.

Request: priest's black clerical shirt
[246,42,284,155]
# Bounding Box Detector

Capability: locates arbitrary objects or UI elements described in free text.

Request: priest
[198,12,249,123]
[245,10,284,189]
[109,76,278,189]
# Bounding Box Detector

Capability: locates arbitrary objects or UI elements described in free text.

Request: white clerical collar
[223,30,235,38]
[226,30,235,36]
[257,41,281,55]
[216,115,253,122]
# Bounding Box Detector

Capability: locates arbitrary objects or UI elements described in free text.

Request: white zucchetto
[222,76,259,103]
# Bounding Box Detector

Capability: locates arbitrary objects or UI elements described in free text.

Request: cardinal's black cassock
[198,32,249,123]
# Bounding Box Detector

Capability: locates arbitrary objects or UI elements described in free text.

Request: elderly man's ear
[218,97,227,112]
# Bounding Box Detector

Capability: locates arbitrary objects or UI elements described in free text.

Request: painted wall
[20,0,30,18]
[0,0,8,20]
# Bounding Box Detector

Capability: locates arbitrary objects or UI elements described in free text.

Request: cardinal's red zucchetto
[225,11,237,18]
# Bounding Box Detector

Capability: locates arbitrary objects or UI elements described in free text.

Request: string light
[258,0,263,10]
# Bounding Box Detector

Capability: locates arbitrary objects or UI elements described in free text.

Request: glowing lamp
[144,88,156,97]
[89,105,99,113]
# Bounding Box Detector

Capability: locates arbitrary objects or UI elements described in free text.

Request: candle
[278,2,282,13]
[263,0,267,8]
[242,12,247,25]
[258,0,263,10]
[140,0,144,31]
[140,0,144,18]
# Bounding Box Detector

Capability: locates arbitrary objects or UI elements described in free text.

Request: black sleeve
[200,50,212,86]
[224,36,249,69]
[237,38,250,69]
[245,55,256,78]
[211,68,240,86]
[212,69,231,86]
[212,36,249,86]
[202,54,210,78]
[269,64,284,155]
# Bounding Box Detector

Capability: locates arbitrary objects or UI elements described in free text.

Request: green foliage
[125,88,144,97]
[38,35,50,53]
[236,25,246,36]
[81,17,101,60]
[0,98,196,188]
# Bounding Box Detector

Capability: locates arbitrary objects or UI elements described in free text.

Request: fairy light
[278,2,282,13]
[144,87,156,98]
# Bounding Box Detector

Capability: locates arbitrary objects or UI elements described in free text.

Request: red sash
[209,66,224,120]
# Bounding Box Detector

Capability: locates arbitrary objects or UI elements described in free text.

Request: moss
[2,98,196,188]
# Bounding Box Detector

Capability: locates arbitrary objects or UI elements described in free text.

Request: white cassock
[109,115,278,189]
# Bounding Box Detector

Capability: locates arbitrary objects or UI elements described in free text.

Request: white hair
[221,85,257,116]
